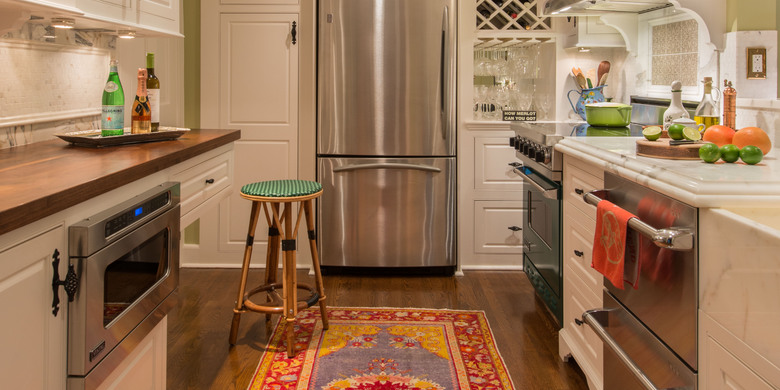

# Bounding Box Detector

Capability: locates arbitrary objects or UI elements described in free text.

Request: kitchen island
[0,128,239,390]
[555,136,780,390]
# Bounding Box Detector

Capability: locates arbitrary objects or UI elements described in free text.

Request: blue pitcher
[567,86,606,120]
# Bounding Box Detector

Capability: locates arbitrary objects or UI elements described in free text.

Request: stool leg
[264,203,281,330]
[230,200,262,345]
[281,201,298,358]
[303,199,328,329]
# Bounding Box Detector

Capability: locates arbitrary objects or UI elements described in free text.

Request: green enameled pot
[585,102,633,127]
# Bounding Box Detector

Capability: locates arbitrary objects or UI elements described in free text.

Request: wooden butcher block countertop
[0,129,241,236]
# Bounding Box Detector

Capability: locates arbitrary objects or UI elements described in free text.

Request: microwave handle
[577,309,693,390]
[583,190,694,251]
[511,167,558,200]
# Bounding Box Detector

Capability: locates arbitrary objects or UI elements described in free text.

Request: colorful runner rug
[247,307,515,389]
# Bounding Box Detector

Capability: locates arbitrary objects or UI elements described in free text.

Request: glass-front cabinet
[471,0,557,122]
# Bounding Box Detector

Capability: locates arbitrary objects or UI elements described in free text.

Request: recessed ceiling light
[117,30,136,39]
[51,18,75,29]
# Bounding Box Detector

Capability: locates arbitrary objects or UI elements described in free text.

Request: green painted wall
[183,0,200,128]
[726,0,776,32]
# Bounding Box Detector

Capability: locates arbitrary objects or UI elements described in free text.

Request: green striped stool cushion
[240,180,322,198]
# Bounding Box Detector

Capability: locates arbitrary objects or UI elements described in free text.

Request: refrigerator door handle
[441,4,455,143]
[333,163,442,173]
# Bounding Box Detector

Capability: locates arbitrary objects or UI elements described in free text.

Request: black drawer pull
[574,250,584,257]
[205,178,215,184]
[508,226,522,232]
[574,188,584,195]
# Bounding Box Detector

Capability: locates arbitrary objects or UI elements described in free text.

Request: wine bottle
[131,68,152,134]
[101,60,124,137]
[694,77,719,130]
[146,52,160,132]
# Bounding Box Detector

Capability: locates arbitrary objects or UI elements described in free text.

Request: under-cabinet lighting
[117,30,136,39]
[43,26,56,39]
[578,47,591,53]
[51,18,75,29]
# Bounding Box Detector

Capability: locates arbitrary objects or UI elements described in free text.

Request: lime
[698,143,720,163]
[720,144,740,163]
[682,126,702,141]
[739,145,763,165]
[668,123,686,140]
[642,126,662,141]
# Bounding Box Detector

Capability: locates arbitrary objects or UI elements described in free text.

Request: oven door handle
[512,167,558,200]
[583,190,694,251]
[578,309,693,390]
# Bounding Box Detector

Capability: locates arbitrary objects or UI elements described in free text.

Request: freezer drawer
[318,157,456,268]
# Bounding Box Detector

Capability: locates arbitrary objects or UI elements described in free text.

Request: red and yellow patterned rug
[247,307,515,389]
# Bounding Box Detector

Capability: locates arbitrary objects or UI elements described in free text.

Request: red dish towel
[592,200,638,290]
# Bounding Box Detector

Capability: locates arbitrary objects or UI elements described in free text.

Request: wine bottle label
[101,105,124,130]
[147,89,160,123]
[104,81,120,93]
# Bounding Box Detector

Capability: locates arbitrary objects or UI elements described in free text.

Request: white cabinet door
[201,11,299,266]
[77,0,134,23]
[0,225,67,390]
[138,0,180,34]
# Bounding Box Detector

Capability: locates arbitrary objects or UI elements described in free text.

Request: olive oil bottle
[694,77,719,130]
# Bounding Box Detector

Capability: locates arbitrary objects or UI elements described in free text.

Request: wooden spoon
[597,61,611,86]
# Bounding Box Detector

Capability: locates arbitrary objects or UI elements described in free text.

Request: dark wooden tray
[56,127,190,147]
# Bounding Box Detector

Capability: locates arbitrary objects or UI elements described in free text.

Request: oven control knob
[509,136,518,148]
[543,148,552,164]
[535,147,547,163]
[527,145,536,159]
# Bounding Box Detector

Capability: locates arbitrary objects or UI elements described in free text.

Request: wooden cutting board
[636,138,704,160]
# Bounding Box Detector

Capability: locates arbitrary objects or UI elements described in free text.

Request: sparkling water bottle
[101,60,125,137]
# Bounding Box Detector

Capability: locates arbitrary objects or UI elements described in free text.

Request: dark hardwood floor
[167,268,589,390]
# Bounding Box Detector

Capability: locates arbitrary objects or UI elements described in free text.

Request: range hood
[543,0,673,16]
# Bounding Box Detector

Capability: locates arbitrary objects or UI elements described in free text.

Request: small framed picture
[747,48,767,79]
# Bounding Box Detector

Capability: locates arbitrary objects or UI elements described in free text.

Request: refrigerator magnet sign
[503,110,537,122]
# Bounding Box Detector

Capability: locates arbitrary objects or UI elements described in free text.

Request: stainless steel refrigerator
[317,0,457,272]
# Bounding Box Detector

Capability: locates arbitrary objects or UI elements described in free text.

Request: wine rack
[476,0,551,32]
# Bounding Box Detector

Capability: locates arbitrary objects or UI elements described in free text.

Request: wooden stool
[229,179,328,358]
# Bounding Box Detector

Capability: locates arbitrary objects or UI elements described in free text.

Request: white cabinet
[95,317,167,390]
[458,124,524,270]
[75,0,181,35]
[561,16,625,49]
[0,224,67,390]
[559,154,604,390]
[200,2,310,267]
[698,208,780,388]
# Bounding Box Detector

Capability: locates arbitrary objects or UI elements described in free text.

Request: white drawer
[473,200,523,254]
[563,155,603,220]
[563,204,604,297]
[562,263,604,381]
[174,151,233,218]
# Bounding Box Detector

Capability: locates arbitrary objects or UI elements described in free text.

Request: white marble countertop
[555,136,780,208]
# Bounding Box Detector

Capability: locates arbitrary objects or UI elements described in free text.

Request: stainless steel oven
[67,182,180,389]
[579,172,697,389]
[511,164,562,324]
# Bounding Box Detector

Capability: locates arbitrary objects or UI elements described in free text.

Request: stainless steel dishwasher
[579,172,698,390]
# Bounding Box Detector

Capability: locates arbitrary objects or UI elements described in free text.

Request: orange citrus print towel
[592,200,636,289]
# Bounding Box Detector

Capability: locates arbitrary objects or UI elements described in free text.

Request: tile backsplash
[0,22,115,149]
[651,19,699,87]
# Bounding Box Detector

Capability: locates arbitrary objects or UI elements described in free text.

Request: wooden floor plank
[166,269,589,390]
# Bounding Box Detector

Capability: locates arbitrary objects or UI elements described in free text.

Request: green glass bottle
[101,59,125,136]
[146,53,160,132]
